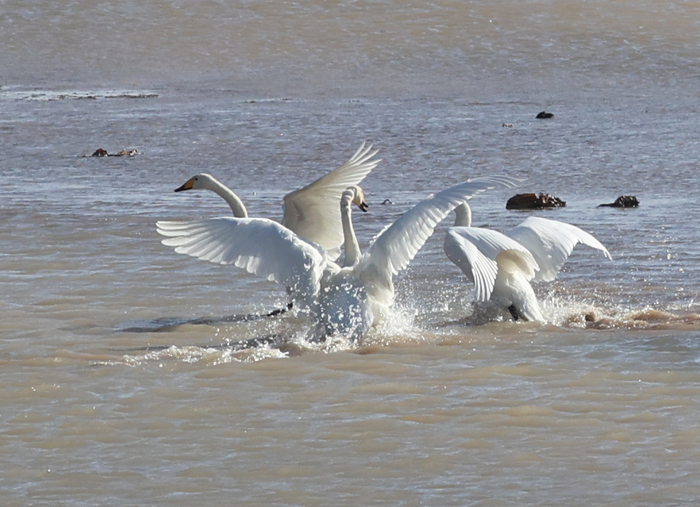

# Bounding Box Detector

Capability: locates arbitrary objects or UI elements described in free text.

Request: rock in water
[506,193,566,210]
[599,195,639,207]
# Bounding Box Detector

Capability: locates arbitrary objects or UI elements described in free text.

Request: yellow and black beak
[174,178,195,192]
[359,201,369,212]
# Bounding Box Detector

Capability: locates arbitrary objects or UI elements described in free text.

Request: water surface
[2,0,700,505]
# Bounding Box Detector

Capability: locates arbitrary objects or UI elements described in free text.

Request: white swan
[157,176,517,342]
[171,142,379,255]
[444,202,612,322]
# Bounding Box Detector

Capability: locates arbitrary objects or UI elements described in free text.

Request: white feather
[158,176,517,342]
[507,216,612,282]
[157,217,328,310]
[445,204,612,322]
[171,142,379,255]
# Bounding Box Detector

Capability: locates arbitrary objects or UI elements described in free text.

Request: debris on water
[87,148,139,157]
[599,195,639,208]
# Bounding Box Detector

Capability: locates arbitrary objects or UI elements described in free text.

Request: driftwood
[506,193,566,210]
[599,195,639,208]
[88,148,139,157]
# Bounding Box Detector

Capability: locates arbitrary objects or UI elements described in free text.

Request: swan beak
[174,178,195,192]
[359,201,369,212]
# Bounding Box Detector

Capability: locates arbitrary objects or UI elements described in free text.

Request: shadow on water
[110,332,315,360]
[112,303,314,358]
[118,303,293,333]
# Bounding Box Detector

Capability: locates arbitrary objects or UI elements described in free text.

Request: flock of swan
[156,143,611,343]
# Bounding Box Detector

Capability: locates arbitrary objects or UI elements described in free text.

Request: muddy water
[2,0,700,504]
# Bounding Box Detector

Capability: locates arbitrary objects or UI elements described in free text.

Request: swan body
[157,176,517,342]
[444,203,612,322]
[445,226,544,321]
[172,142,380,255]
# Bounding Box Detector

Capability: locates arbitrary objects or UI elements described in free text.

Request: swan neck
[454,202,472,227]
[341,191,361,267]
[210,179,248,218]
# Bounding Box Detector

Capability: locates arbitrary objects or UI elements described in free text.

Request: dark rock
[536,111,554,119]
[91,148,109,157]
[506,193,566,210]
[599,195,639,208]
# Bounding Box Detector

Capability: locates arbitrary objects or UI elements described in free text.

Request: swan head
[348,185,369,212]
[174,173,220,192]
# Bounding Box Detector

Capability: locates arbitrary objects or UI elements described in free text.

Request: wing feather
[156,217,326,304]
[506,217,612,282]
[360,176,519,301]
[282,142,380,251]
[444,229,499,301]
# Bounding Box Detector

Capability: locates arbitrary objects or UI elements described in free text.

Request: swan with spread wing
[170,142,379,256]
[157,176,517,342]
[444,202,612,322]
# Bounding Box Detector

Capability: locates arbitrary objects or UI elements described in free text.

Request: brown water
[2,1,700,505]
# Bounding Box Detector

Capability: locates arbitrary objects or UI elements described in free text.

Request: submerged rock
[599,195,639,208]
[536,111,554,119]
[506,193,566,210]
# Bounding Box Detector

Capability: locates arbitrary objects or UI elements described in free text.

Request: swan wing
[361,176,519,301]
[444,229,499,301]
[156,217,327,305]
[445,226,538,301]
[506,217,612,282]
[282,142,380,252]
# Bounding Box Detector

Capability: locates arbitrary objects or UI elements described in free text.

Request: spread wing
[281,142,380,253]
[359,176,519,303]
[444,229,499,301]
[506,217,612,282]
[156,217,327,307]
[445,226,538,302]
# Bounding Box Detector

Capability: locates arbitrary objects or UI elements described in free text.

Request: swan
[171,142,379,255]
[444,202,612,322]
[157,176,517,342]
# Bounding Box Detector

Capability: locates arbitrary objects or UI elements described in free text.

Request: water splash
[541,296,700,331]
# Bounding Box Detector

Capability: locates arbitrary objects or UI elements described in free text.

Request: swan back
[492,267,545,322]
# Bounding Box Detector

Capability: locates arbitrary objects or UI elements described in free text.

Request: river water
[2,1,700,505]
